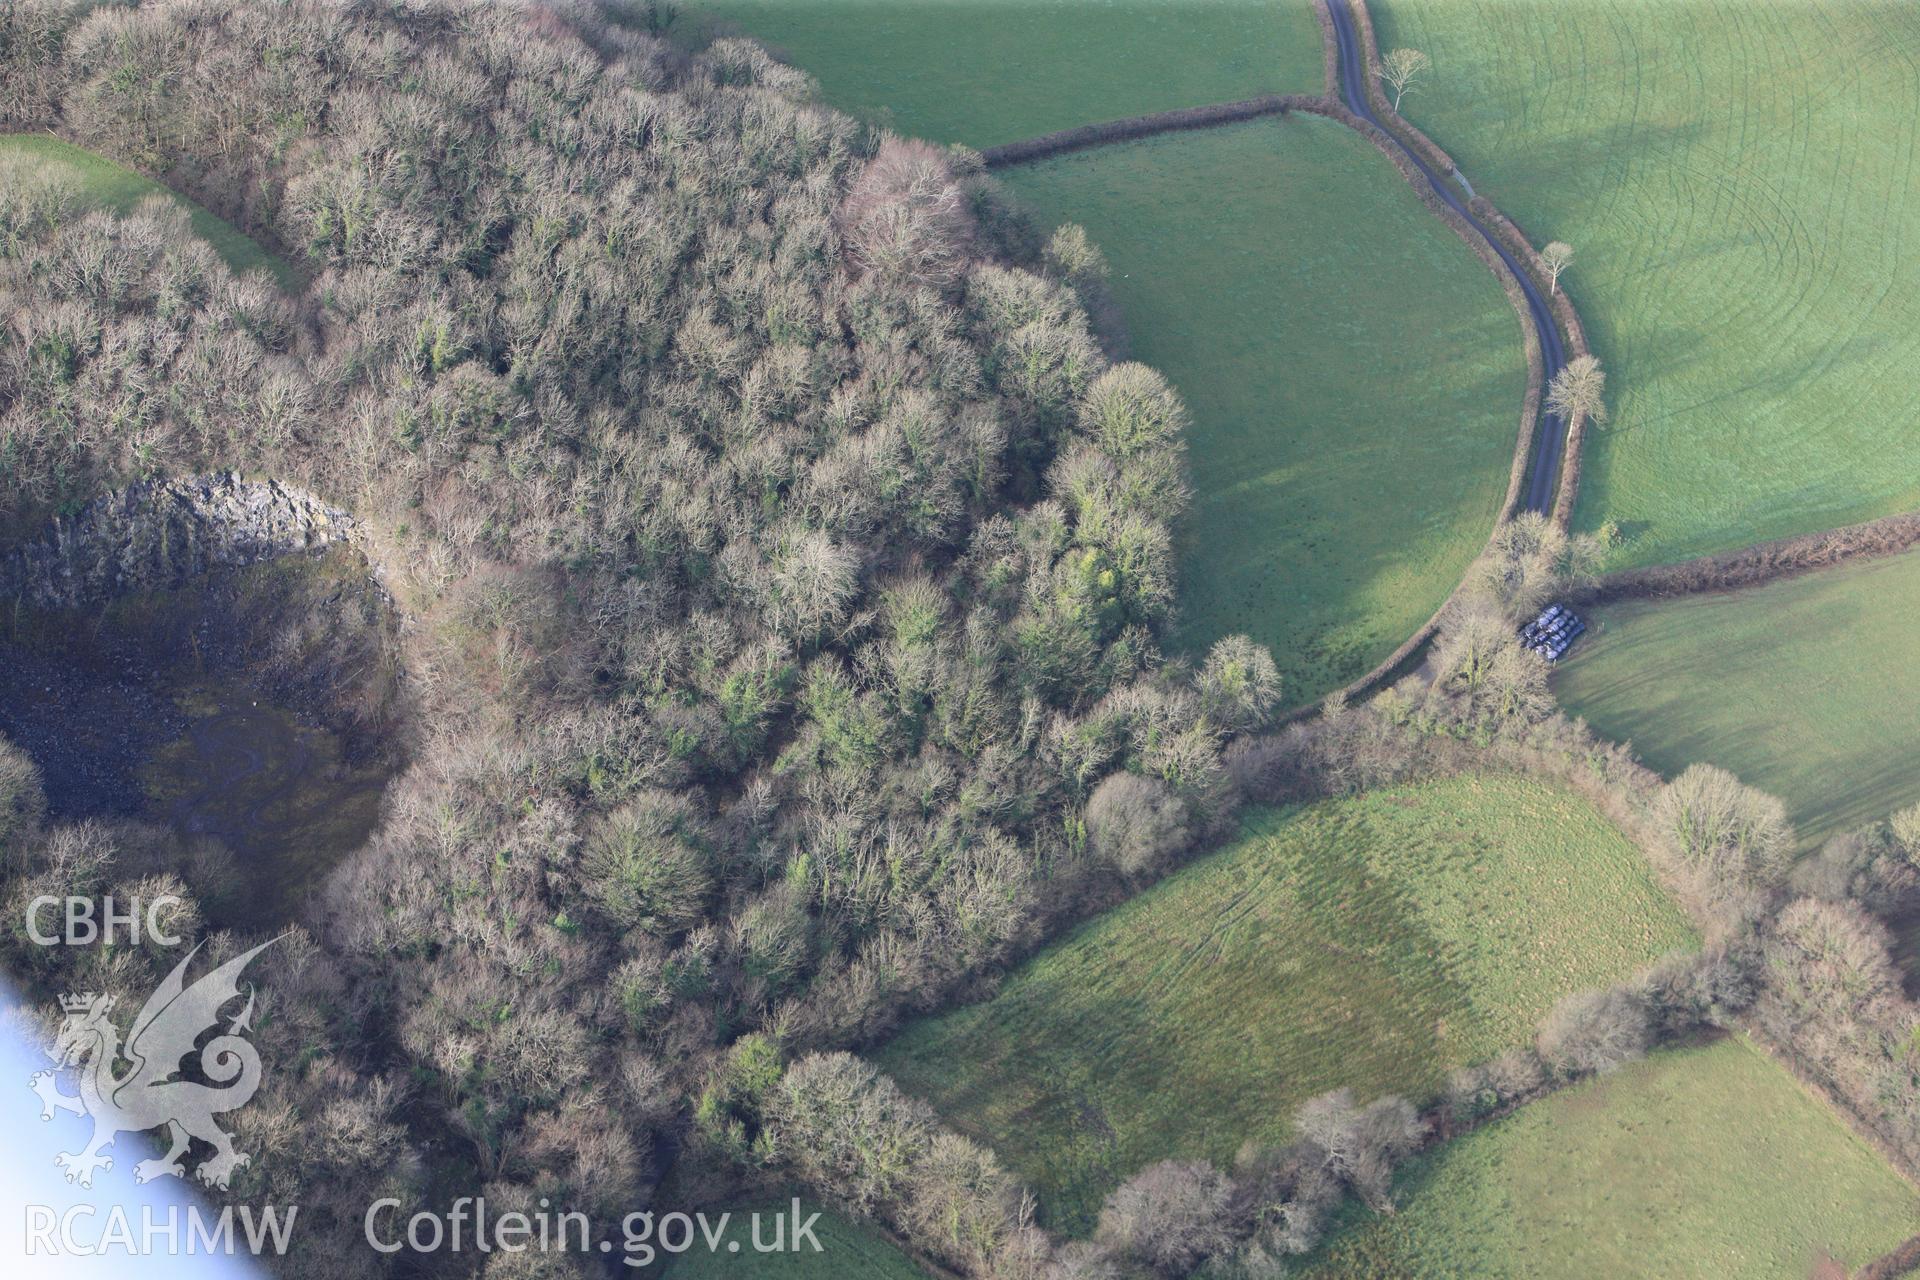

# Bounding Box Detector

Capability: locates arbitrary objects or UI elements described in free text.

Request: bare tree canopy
[1377,47,1432,111]
[1540,240,1574,294]
[838,134,977,291]
[1546,353,1608,428]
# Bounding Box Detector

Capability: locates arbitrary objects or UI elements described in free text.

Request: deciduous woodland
[0,1,1278,1273]
[5,3,1920,1279]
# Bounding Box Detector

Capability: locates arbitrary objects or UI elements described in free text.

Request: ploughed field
[1306,1035,1920,1279]
[1001,115,1526,703]
[1373,0,1920,569]
[1552,549,1920,849]
[0,134,292,285]
[876,773,1696,1232]
[679,0,1326,147]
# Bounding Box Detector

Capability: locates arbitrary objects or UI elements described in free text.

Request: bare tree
[1484,642,1554,723]
[1792,822,1919,914]
[1294,1089,1423,1212]
[1652,764,1794,928]
[638,0,679,36]
[1086,772,1191,879]
[1432,602,1512,693]
[1377,47,1431,112]
[0,740,43,860]
[1044,223,1108,288]
[1891,801,1920,858]
[1198,634,1283,733]
[1537,986,1652,1077]
[1546,354,1607,430]
[1095,1159,1233,1275]
[1539,240,1574,294]
[837,134,976,291]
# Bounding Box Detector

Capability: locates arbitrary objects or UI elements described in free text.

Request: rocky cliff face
[0,473,355,609]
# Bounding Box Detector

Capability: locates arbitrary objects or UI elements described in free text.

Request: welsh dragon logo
[27,937,279,1190]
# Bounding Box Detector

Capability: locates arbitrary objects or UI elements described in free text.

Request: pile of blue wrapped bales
[1521,603,1584,661]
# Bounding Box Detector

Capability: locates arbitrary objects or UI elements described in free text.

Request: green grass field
[1308,1035,1919,1279]
[876,773,1694,1232]
[1553,550,1920,848]
[0,134,291,285]
[659,1200,924,1279]
[1373,0,1920,569]
[680,0,1325,148]
[1002,115,1526,702]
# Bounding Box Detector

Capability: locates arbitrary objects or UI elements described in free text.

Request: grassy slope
[1002,116,1525,702]
[661,1200,924,1279]
[680,0,1326,148]
[1553,550,1920,848]
[1373,0,1920,569]
[876,774,1695,1232]
[1308,1036,1919,1280]
[0,134,291,286]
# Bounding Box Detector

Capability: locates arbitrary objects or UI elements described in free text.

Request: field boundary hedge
[977,0,1341,168]
[1569,508,1920,606]
[1859,1233,1920,1280]
[1740,1020,1920,1195]
[1270,92,1542,722]
[1288,0,1599,718]
[977,94,1324,167]
[1308,97,1543,525]
[1468,199,1596,524]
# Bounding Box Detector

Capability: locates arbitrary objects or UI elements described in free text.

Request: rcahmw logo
[25,1203,298,1258]
[27,938,285,1188]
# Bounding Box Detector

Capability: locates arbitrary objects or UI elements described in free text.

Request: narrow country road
[1327,1,1570,513]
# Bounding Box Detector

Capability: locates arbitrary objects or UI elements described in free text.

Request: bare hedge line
[1858,1232,1920,1280]
[979,94,1326,167]
[1569,509,1920,607]
[978,3,1561,720]
[1342,0,1460,179]
[1344,0,1603,532]
[1739,1021,1920,1195]
[1312,0,1340,98]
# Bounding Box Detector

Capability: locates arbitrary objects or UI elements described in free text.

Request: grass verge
[876,773,1695,1232]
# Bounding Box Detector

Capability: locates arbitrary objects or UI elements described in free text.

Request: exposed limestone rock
[0,473,355,609]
